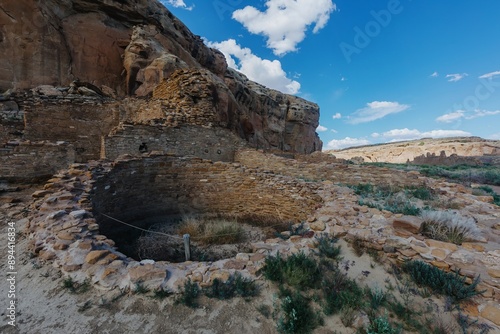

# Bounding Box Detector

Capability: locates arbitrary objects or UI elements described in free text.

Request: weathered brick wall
[92,155,321,239]
[0,141,75,182]
[22,97,119,162]
[103,124,248,162]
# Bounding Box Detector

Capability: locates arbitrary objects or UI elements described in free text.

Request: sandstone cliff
[0,0,321,154]
[327,137,500,164]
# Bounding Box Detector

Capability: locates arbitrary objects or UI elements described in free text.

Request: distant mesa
[326,137,500,165]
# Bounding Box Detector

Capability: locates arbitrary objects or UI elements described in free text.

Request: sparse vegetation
[152,288,172,300]
[263,252,321,290]
[420,210,481,244]
[205,273,259,300]
[315,234,342,260]
[368,314,399,334]
[134,281,150,294]
[352,183,430,216]
[62,277,90,294]
[275,287,322,334]
[176,279,200,308]
[402,260,482,303]
[419,165,500,186]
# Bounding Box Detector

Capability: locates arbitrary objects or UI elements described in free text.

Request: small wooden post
[183,234,191,261]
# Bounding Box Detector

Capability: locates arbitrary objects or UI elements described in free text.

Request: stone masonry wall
[92,154,321,239]
[22,96,120,162]
[0,141,75,182]
[103,124,247,162]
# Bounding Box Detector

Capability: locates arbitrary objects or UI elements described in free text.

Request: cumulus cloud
[332,113,342,119]
[372,128,472,142]
[446,73,468,82]
[316,125,328,132]
[325,137,371,150]
[479,71,500,79]
[348,101,410,124]
[160,0,193,10]
[206,39,300,94]
[430,72,439,77]
[436,109,500,123]
[232,0,335,55]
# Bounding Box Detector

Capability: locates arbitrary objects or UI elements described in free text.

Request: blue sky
[161,0,500,150]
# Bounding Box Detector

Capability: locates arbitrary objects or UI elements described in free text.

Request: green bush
[315,234,342,260]
[275,288,321,334]
[368,314,400,334]
[263,252,321,290]
[410,187,434,201]
[176,279,200,308]
[322,270,364,315]
[205,273,259,300]
[134,281,150,294]
[402,261,482,303]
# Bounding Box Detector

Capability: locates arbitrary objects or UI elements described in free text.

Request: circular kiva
[28,153,320,291]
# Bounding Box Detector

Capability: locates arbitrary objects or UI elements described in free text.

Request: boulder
[393,216,423,234]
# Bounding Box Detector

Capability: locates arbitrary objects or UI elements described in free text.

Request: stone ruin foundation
[27,152,320,291]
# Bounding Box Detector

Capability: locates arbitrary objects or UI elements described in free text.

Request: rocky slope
[0,0,321,153]
[327,137,500,164]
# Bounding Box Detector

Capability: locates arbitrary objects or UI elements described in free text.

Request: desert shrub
[263,252,321,290]
[402,260,482,303]
[62,277,90,294]
[176,279,200,308]
[205,273,259,300]
[410,187,434,200]
[134,281,150,294]
[322,270,364,315]
[367,287,387,310]
[368,314,400,334]
[420,210,481,244]
[385,192,421,216]
[152,288,173,300]
[315,234,341,260]
[275,288,321,334]
[353,183,375,196]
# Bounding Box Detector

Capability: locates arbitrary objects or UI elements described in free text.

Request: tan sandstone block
[480,304,500,326]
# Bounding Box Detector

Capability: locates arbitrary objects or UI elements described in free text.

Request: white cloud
[436,110,465,123]
[332,113,342,119]
[446,73,468,82]
[430,72,439,77]
[325,137,371,150]
[316,125,328,132]
[206,39,300,94]
[160,0,194,10]
[348,101,410,124]
[436,109,500,123]
[479,71,500,79]
[372,128,472,142]
[330,129,338,133]
[232,0,335,55]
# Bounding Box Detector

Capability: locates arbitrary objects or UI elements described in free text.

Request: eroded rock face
[1,0,321,153]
